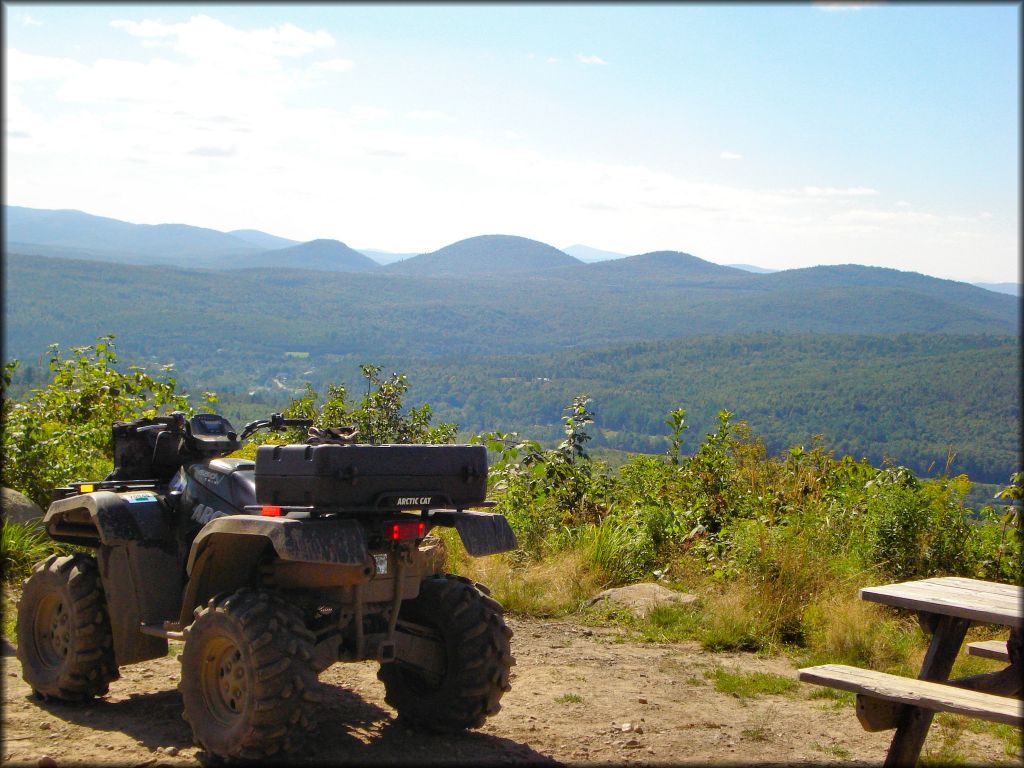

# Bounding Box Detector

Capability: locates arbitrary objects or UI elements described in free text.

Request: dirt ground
[1,616,1014,766]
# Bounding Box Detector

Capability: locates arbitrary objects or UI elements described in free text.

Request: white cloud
[404,110,451,121]
[720,151,742,161]
[351,105,392,119]
[315,58,354,72]
[546,56,560,64]
[801,185,879,197]
[189,145,237,158]
[895,200,912,207]
[21,14,43,27]
[831,208,940,225]
[110,15,334,74]
[7,49,84,82]
[576,54,607,65]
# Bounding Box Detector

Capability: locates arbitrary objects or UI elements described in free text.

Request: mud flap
[432,510,518,556]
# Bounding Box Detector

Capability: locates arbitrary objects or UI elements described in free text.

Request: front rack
[51,479,165,503]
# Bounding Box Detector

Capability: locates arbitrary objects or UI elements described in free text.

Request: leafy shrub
[1,337,193,507]
[467,392,1017,658]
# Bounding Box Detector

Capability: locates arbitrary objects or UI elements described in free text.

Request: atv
[16,411,517,760]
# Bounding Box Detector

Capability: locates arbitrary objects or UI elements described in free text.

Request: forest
[6,332,1019,487]
[4,247,1021,487]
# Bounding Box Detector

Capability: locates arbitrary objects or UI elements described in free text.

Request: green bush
[471,392,1019,656]
[2,337,193,508]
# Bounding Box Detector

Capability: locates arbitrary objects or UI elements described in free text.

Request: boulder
[2,487,44,525]
[586,582,697,617]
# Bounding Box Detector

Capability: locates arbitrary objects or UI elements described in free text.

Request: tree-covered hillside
[383,333,1020,484]
[238,239,379,272]
[5,253,1016,366]
[4,251,1019,484]
[9,331,1014,485]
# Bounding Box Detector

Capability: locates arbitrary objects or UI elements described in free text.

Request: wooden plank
[966,640,1010,662]
[936,577,1021,597]
[797,664,1023,727]
[863,580,1021,609]
[864,577,1020,603]
[860,579,1022,628]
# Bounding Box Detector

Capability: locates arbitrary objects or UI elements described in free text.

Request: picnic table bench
[798,576,1022,767]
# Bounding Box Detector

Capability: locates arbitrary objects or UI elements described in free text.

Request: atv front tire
[378,574,514,730]
[16,553,118,702]
[179,588,321,761]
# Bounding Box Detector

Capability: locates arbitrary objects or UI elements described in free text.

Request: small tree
[279,365,457,445]
[1,336,192,507]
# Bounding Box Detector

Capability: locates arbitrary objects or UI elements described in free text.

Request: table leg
[883,613,971,768]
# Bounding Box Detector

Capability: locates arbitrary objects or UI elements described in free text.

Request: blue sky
[5,3,1019,282]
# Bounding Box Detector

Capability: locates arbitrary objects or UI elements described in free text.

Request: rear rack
[242,500,498,518]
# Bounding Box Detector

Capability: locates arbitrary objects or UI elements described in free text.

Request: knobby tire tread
[378,573,514,731]
[16,553,118,702]
[179,588,321,761]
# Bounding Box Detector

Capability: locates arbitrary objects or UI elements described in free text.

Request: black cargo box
[255,443,488,510]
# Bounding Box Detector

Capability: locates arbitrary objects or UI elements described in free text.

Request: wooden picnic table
[800,576,1022,767]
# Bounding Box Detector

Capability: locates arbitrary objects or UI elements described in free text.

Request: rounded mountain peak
[388,234,581,276]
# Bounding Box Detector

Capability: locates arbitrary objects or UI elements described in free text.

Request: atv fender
[178,515,372,624]
[44,491,180,666]
[44,490,171,545]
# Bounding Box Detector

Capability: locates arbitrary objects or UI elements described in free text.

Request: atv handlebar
[238,413,314,441]
[135,411,188,434]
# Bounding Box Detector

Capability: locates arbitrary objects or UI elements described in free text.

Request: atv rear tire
[378,574,514,730]
[179,588,321,761]
[16,553,118,702]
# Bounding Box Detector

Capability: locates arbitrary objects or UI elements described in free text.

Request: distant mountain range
[563,244,626,263]
[4,204,1020,487]
[973,282,1020,297]
[3,205,1018,297]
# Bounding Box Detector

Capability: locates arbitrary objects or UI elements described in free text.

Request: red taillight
[389,521,426,541]
[261,505,283,517]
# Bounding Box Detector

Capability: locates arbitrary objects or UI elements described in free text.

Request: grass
[3,584,18,642]
[439,523,939,679]
[1,520,54,584]
[813,742,852,759]
[705,668,799,698]
[740,725,770,741]
[554,693,583,704]
[808,686,852,701]
[935,712,1024,763]
[443,536,611,617]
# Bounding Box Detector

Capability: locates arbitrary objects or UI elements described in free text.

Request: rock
[38,756,58,768]
[586,583,697,617]
[638,697,648,704]
[2,487,44,525]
